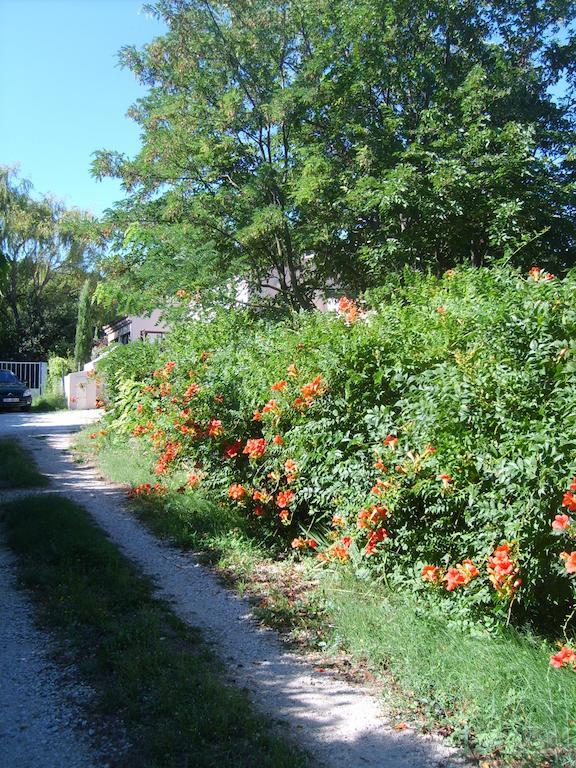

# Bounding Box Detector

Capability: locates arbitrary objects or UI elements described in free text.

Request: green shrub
[97,265,576,639]
[46,354,73,394]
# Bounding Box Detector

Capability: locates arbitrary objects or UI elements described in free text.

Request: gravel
[0,410,469,768]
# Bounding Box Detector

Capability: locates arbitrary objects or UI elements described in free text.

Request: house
[102,310,169,345]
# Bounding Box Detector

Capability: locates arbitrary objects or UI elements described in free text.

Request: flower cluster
[337,296,360,324]
[318,536,352,563]
[550,645,576,671]
[422,544,519,597]
[528,266,554,282]
[556,478,576,575]
[487,542,521,598]
[155,441,181,475]
[228,483,247,501]
[128,482,167,499]
[291,537,318,551]
[243,438,267,460]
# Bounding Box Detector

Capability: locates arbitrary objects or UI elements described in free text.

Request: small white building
[102,310,169,346]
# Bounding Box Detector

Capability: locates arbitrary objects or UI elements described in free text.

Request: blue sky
[0,0,165,215]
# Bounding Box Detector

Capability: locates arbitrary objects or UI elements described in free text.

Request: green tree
[0,166,101,358]
[74,279,94,370]
[93,0,576,311]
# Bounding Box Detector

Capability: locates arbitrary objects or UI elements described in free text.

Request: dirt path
[1,411,467,768]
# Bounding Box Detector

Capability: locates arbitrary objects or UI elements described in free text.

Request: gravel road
[0,410,468,768]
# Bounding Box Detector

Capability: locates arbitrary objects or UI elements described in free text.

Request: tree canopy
[0,166,101,359]
[93,0,576,311]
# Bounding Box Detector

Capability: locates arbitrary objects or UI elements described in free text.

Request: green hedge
[97,266,576,637]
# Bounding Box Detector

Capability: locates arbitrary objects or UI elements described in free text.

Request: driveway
[0,409,100,438]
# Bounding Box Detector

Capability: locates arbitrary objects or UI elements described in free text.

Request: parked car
[0,370,33,411]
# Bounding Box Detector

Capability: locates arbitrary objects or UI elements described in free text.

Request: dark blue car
[0,370,33,411]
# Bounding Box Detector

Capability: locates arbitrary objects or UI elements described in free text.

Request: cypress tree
[74,279,93,370]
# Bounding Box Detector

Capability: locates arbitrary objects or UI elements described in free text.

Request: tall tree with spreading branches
[93,0,576,312]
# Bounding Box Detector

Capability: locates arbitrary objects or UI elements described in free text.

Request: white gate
[0,361,48,396]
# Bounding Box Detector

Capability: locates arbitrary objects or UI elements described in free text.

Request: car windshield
[0,370,21,385]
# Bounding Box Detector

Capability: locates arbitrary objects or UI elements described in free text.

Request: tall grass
[323,574,576,763]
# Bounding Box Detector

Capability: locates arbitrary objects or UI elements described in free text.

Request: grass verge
[0,438,49,488]
[0,493,309,768]
[32,392,67,411]
[77,431,576,766]
[321,573,576,765]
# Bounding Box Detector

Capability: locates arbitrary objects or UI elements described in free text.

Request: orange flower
[444,567,466,591]
[300,374,326,400]
[374,457,388,471]
[319,536,353,564]
[488,542,521,596]
[436,305,446,314]
[273,434,284,446]
[337,296,359,323]
[253,505,265,516]
[207,419,223,437]
[562,491,576,512]
[292,396,309,411]
[357,505,387,529]
[421,565,442,584]
[252,409,263,422]
[550,646,576,670]
[331,514,345,527]
[570,477,576,492]
[276,490,295,508]
[262,399,279,414]
[444,559,479,590]
[560,551,576,574]
[383,434,398,450]
[279,508,290,523]
[438,473,453,489]
[365,527,388,556]
[459,559,479,580]
[371,478,392,496]
[284,459,298,483]
[183,382,200,399]
[252,489,272,503]
[552,514,571,531]
[271,380,288,392]
[243,438,267,460]
[228,483,247,501]
[187,474,200,488]
[286,363,298,377]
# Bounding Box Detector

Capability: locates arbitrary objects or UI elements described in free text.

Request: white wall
[63,371,103,410]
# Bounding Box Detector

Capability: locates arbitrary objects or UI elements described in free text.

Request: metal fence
[0,361,48,394]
